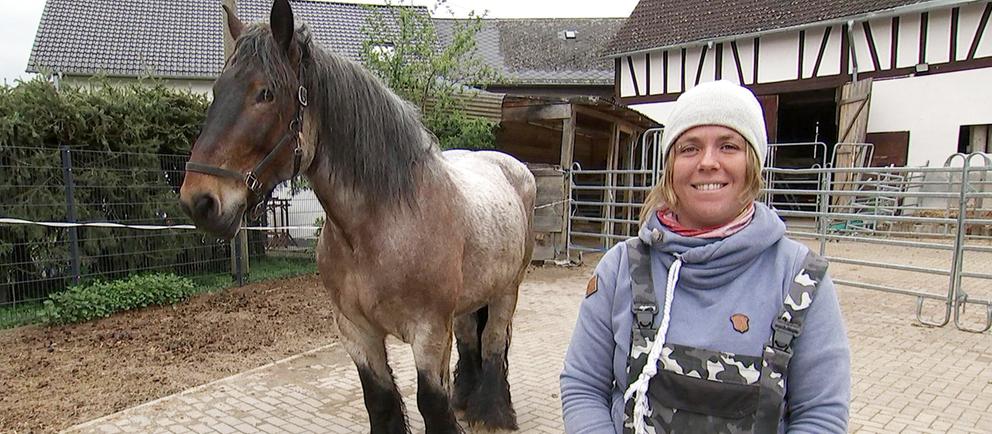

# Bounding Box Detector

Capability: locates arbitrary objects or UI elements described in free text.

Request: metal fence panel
[567,149,992,332]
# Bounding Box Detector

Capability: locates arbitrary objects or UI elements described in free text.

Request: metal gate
[566,138,992,332]
[567,128,662,261]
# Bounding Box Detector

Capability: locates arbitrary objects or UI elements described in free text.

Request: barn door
[837,78,873,145]
[833,79,873,209]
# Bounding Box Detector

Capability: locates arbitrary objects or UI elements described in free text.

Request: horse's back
[443,150,536,207]
[442,150,535,311]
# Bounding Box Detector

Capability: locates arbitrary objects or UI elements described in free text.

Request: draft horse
[178,1,535,432]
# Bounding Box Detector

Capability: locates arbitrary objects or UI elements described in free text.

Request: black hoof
[461,358,517,430]
[417,371,464,434]
[464,399,518,430]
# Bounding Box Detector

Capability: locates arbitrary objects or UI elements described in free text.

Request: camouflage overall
[622,238,828,434]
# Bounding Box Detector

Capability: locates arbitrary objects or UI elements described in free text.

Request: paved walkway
[65,260,992,433]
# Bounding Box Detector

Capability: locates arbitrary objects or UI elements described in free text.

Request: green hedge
[42,273,197,325]
[0,77,227,304]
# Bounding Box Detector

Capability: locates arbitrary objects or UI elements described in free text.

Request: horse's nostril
[192,193,218,220]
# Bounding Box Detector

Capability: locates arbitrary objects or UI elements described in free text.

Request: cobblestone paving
[65,260,992,433]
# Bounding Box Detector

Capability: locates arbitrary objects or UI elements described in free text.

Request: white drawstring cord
[624,254,682,434]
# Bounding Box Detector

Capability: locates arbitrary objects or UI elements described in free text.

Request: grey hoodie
[560,202,850,433]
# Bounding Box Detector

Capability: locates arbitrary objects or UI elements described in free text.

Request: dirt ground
[0,274,339,433]
[0,265,585,434]
[3,236,990,433]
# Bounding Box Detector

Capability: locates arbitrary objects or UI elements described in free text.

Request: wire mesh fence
[0,145,324,315]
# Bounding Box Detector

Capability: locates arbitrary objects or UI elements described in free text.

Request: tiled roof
[434,18,626,85]
[606,0,937,56]
[27,0,420,78]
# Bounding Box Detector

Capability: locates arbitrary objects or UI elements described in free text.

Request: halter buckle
[244,172,262,192]
[298,86,308,107]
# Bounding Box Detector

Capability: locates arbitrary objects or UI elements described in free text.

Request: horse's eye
[257,88,274,103]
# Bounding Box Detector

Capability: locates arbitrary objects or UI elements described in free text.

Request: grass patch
[0,301,48,330]
[42,274,197,325]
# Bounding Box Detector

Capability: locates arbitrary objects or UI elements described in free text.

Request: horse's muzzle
[179,191,243,239]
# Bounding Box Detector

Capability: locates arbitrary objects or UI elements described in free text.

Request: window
[957,124,991,154]
[370,43,395,59]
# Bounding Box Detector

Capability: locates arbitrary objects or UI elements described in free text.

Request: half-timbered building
[608,0,992,167]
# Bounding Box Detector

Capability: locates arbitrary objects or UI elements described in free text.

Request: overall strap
[623,237,656,433]
[626,237,658,380]
[754,250,829,433]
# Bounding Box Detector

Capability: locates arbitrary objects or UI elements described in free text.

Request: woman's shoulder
[771,235,814,265]
[591,238,633,279]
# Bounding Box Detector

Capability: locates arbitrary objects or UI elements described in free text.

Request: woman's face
[670,125,750,229]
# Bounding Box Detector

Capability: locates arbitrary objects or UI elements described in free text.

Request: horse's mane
[230,24,436,204]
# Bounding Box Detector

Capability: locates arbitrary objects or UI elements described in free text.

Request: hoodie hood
[637,201,786,288]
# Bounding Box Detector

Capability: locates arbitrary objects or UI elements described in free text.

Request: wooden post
[559,106,576,259]
[602,123,620,249]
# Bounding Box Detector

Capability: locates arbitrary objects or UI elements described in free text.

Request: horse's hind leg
[452,307,485,412]
[411,318,463,434]
[337,314,409,434]
[464,292,518,430]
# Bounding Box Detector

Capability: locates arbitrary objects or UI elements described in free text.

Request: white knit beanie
[660,80,768,166]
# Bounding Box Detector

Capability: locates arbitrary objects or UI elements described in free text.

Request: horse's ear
[222,4,244,47]
[270,0,295,54]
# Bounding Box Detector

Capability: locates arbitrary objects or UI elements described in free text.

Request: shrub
[0,76,228,304]
[42,273,197,325]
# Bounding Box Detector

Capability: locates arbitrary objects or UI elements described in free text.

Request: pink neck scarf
[657,203,755,238]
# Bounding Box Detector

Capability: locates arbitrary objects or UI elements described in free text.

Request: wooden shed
[496,95,660,263]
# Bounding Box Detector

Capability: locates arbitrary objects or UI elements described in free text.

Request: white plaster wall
[64,76,214,96]
[271,186,323,240]
[683,46,703,89]
[926,9,953,64]
[870,17,895,70]
[957,2,986,60]
[758,32,798,82]
[667,49,685,93]
[736,38,757,84]
[620,56,639,97]
[802,27,826,78]
[721,43,742,84]
[897,14,922,68]
[821,25,843,76]
[629,53,648,95]
[700,44,717,84]
[629,100,678,129]
[867,67,992,167]
[851,22,877,73]
[648,51,665,95]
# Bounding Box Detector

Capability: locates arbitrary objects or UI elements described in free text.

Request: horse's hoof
[463,402,518,431]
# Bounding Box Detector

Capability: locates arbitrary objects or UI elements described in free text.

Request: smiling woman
[561,81,852,434]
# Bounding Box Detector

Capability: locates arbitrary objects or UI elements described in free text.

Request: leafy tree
[361,0,499,150]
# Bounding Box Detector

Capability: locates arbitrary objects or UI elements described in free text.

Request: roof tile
[435,17,625,85]
[606,0,935,56]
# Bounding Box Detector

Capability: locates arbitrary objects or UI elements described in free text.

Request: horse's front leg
[336,313,410,434]
[411,315,464,434]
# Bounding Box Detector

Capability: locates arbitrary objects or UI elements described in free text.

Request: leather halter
[185,61,308,220]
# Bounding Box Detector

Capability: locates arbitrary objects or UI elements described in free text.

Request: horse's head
[179,0,309,238]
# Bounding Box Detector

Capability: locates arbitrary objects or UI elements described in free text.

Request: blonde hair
[639,145,764,224]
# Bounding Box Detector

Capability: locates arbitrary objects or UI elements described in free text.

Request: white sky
[0,0,639,85]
